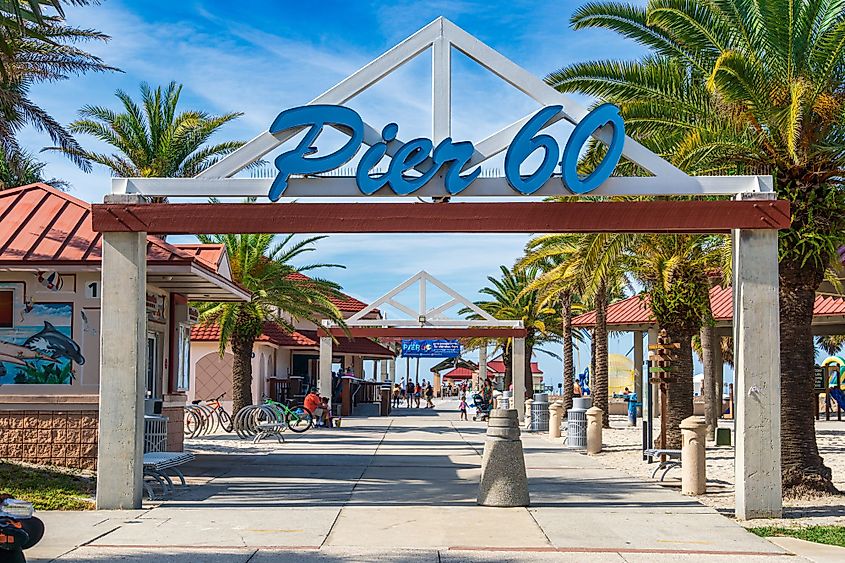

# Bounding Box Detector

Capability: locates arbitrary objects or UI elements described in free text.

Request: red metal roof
[285,271,370,313]
[174,244,225,271]
[486,358,543,375]
[443,367,473,379]
[0,183,221,274]
[297,330,394,357]
[572,285,845,328]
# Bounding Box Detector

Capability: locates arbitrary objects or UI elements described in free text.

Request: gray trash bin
[499,390,512,411]
[566,397,591,449]
[530,393,549,432]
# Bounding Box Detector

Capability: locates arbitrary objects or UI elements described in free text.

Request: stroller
[471,393,492,422]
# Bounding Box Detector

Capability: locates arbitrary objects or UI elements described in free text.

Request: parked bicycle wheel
[285,405,314,433]
[216,407,234,432]
[184,405,204,438]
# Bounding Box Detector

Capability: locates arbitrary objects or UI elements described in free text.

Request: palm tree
[463,265,559,398]
[551,0,845,495]
[0,1,113,169]
[517,234,585,413]
[625,234,722,447]
[51,82,245,186]
[817,335,845,356]
[195,232,346,415]
[0,147,65,189]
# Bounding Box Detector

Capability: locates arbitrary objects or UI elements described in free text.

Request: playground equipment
[820,357,845,420]
[576,367,591,396]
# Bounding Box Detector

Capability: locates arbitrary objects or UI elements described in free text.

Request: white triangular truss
[327,270,521,329]
[112,17,771,198]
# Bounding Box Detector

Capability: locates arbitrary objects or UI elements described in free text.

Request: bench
[644,448,681,481]
[142,452,195,500]
[254,422,286,444]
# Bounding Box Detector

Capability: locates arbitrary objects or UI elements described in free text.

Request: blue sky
[18,0,686,388]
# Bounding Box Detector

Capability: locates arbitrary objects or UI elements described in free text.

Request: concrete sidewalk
[27,400,798,562]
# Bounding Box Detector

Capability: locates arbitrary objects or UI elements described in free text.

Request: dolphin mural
[23,321,85,365]
[0,342,57,363]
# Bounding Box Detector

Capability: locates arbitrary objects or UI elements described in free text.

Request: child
[459,394,468,421]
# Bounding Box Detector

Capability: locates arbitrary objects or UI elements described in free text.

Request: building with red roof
[0,184,249,470]
[189,274,396,408]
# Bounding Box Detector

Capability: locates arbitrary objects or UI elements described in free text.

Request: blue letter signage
[267,104,625,200]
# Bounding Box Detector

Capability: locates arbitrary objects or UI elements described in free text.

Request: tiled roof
[191,322,317,347]
[0,183,216,270]
[572,285,845,328]
[286,272,371,313]
[192,323,396,357]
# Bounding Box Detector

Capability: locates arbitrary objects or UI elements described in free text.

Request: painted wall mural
[0,297,84,385]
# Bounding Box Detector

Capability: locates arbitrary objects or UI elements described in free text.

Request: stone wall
[0,410,98,470]
[161,406,184,453]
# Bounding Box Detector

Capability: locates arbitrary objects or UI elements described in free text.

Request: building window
[0,290,13,328]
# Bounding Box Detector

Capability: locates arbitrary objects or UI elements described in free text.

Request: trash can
[530,393,549,432]
[499,390,512,410]
[566,397,591,449]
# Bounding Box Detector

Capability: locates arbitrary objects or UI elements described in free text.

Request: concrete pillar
[647,328,659,415]
[714,340,724,420]
[380,359,389,381]
[633,330,643,416]
[549,401,564,439]
[96,226,146,509]
[732,226,782,519]
[680,416,707,495]
[319,337,333,400]
[388,357,396,382]
[524,398,534,430]
[586,406,603,454]
[478,409,529,507]
[512,337,526,421]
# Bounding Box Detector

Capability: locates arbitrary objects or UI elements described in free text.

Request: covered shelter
[89,17,788,520]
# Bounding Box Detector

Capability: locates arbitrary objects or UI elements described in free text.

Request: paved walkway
[29,400,799,562]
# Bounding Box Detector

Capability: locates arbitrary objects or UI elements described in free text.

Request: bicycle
[262,398,314,433]
[184,393,233,437]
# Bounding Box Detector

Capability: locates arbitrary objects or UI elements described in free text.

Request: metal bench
[644,448,681,481]
[142,451,194,500]
[254,422,287,444]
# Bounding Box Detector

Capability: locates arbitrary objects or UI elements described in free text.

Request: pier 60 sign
[267,103,625,201]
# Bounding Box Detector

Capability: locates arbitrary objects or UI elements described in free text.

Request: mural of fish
[23,321,85,365]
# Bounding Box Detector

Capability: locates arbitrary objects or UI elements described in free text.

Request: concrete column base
[478,409,529,507]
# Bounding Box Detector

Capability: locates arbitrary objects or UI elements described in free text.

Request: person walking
[459,394,468,421]
[392,384,401,408]
[406,380,414,407]
[425,383,434,408]
[414,383,422,408]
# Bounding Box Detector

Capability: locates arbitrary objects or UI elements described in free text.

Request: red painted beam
[323,327,527,338]
[90,200,791,234]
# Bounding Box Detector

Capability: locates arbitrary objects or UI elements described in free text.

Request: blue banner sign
[267,103,625,201]
[401,339,461,358]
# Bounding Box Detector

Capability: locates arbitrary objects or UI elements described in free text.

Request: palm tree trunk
[665,330,695,449]
[230,334,255,416]
[562,291,574,413]
[701,324,718,440]
[780,259,837,496]
[503,342,513,389]
[525,341,534,398]
[594,281,610,428]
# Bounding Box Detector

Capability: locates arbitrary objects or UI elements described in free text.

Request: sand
[590,414,845,527]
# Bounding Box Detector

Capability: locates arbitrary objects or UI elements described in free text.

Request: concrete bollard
[680,416,707,495]
[523,398,534,429]
[548,401,564,439]
[585,406,603,455]
[478,409,530,507]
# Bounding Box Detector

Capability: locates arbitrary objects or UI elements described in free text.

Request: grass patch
[750,526,845,548]
[0,461,95,510]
